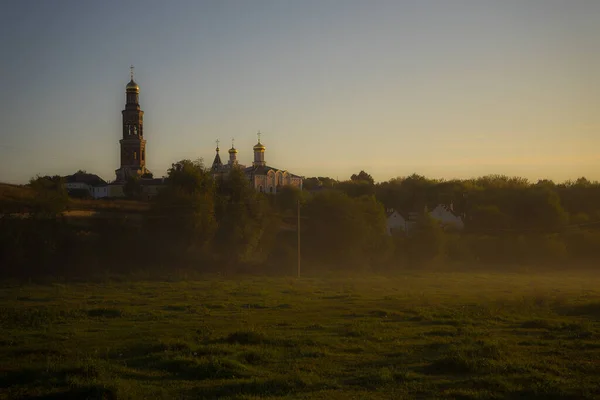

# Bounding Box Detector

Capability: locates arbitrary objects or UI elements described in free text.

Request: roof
[211,153,223,170]
[65,172,107,187]
[386,209,410,220]
[244,165,302,179]
[432,203,461,218]
[126,79,139,92]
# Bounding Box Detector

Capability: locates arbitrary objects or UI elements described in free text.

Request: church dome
[229,147,238,154]
[126,79,139,92]
[253,142,265,151]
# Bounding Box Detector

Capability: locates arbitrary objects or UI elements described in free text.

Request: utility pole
[297,198,301,278]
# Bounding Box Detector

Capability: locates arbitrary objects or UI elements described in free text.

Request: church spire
[126,65,139,94]
[116,66,147,182]
[253,131,266,167]
[211,139,223,171]
[228,137,238,165]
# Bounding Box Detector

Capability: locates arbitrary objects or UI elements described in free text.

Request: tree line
[1,165,600,280]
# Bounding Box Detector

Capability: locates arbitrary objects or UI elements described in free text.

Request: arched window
[259,186,263,192]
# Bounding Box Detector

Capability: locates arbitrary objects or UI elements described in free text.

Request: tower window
[134,151,137,160]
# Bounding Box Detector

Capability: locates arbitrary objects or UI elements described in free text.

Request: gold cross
[257,131,261,143]
[231,137,235,148]
[216,139,220,149]
[130,65,134,80]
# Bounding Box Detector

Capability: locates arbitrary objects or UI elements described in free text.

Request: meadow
[1,272,599,399]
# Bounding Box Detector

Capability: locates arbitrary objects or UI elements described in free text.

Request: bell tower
[115,66,149,181]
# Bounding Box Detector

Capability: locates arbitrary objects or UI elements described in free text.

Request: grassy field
[1,272,599,399]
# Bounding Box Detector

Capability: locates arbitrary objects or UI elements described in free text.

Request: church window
[134,151,137,160]
[259,186,263,192]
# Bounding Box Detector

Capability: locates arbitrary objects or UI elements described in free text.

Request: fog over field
[1,273,599,399]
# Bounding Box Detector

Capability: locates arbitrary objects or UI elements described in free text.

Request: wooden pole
[297,199,301,278]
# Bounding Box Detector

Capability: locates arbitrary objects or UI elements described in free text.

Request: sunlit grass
[1,272,599,399]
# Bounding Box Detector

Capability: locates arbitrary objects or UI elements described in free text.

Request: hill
[0,182,149,214]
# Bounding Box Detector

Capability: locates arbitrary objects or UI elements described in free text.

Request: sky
[0,0,599,184]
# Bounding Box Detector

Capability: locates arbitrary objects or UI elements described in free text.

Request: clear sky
[1,0,598,184]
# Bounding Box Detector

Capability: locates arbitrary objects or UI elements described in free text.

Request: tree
[468,205,512,232]
[148,159,216,261]
[303,191,368,268]
[302,191,390,269]
[213,167,279,269]
[355,195,393,267]
[302,176,338,191]
[123,176,143,199]
[302,177,321,191]
[375,174,438,215]
[351,170,374,185]
[28,175,69,217]
[512,186,568,231]
[338,180,375,198]
[406,211,446,267]
[276,185,304,214]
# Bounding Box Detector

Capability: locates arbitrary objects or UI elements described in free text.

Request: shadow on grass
[424,340,507,375]
[520,319,556,329]
[19,385,117,400]
[218,330,309,347]
[86,308,123,318]
[1,364,113,399]
[519,319,595,341]
[155,356,248,380]
[559,302,600,318]
[1,364,103,388]
[0,368,52,388]
[223,331,270,345]
[188,377,328,399]
[345,367,412,390]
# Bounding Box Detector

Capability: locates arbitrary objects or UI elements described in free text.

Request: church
[210,134,303,193]
[115,67,151,181]
[111,67,302,195]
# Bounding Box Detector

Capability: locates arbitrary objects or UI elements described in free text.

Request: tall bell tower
[115,66,149,181]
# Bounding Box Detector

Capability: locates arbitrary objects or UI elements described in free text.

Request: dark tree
[350,170,375,185]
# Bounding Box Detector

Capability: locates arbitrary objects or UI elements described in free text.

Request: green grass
[1,272,599,399]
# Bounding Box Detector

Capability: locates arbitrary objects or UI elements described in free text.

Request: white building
[211,134,303,193]
[429,204,464,230]
[92,185,110,199]
[386,209,409,235]
[386,204,464,235]
[63,171,107,198]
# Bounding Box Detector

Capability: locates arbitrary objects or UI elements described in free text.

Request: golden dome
[126,79,139,92]
[253,142,265,151]
[229,147,238,154]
